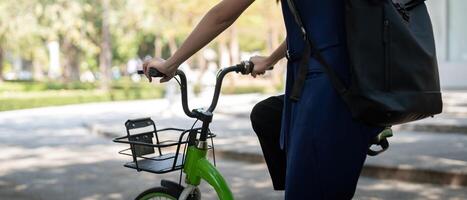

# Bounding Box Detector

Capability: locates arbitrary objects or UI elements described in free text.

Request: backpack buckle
[367,128,393,156]
[394,3,410,22]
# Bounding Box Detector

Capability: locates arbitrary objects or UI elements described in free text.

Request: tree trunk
[168,36,178,55]
[219,38,234,88]
[154,37,163,58]
[226,26,239,92]
[99,0,112,90]
[196,52,207,84]
[62,40,80,82]
[68,48,80,82]
[47,41,61,80]
[62,46,70,82]
[0,48,3,82]
[269,26,282,86]
[229,25,240,65]
[32,56,44,81]
[219,39,230,68]
[196,51,206,70]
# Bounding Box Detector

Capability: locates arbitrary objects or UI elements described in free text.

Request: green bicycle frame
[183,145,234,200]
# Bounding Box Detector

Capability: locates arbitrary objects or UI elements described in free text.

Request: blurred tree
[0,1,15,81]
[0,48,3,82]
[0,0,44,81]
[37,0,99,81]
[99,0,112,90]
[112,0,156,61]
[240,1,285,86]
[0,0,285,86]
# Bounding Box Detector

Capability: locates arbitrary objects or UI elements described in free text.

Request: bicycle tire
[135,186,201,200]
[135,187,179,200]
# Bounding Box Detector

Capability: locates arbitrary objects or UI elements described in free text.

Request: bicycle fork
[181,145,234,200]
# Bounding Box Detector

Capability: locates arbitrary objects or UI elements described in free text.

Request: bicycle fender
[197,159,234,200]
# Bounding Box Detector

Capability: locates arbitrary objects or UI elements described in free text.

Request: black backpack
[286,0,443,127]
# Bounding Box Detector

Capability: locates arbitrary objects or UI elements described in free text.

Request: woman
[143,0,381,199]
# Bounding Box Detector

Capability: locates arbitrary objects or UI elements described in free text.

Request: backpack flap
[345,0,442,126]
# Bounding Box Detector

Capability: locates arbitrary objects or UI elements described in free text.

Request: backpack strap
[405,0,427,11]
[285,0,348,101]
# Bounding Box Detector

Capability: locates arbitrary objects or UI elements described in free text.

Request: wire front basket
[113,117,215,174]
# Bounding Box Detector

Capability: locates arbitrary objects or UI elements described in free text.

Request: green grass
[0,80,164,111]
[0,88,164,111]
[0,79,280,111]
[221,85,268,94]
[0,81,96,92]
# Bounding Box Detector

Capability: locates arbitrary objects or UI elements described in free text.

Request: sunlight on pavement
[1,99,466,199]
[0,145,122,176]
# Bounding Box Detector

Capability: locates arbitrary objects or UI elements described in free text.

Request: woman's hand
[142,57,177,83]
[249,56,275,78]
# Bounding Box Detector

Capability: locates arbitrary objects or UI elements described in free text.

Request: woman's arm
[268,40,286,64]
[144,0,255,82]
[250,40,286,77]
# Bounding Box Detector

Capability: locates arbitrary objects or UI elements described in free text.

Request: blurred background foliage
[0,0,286,111]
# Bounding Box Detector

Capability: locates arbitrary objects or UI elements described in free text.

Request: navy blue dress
[279,0,382,199]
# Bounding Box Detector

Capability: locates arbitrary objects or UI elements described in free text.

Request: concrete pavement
[1,94,467,199]
[89,93,467,186]
[397,91,467,134]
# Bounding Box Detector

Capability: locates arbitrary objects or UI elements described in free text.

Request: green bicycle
[114,61,256,200]
[113,60,393,199]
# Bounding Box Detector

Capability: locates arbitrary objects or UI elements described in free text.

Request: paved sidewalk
[364,131,467,185]
[84,93,467,187]
[396,115,467,134]
[442,91,467,117]
[397,91,467,134]
[2,93,467,199]
[95,123,467,186]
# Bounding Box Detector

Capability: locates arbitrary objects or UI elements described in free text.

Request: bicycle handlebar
[137,68,165,78]
[138,61,255,119]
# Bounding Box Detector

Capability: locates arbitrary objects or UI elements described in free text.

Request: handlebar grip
[240,60,254,75]
[136,68,165,78]
[148,68,165,77]
[239,60,273,75]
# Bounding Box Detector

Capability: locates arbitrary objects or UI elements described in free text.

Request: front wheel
[135,187,179,200]
[135,186,201,200]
